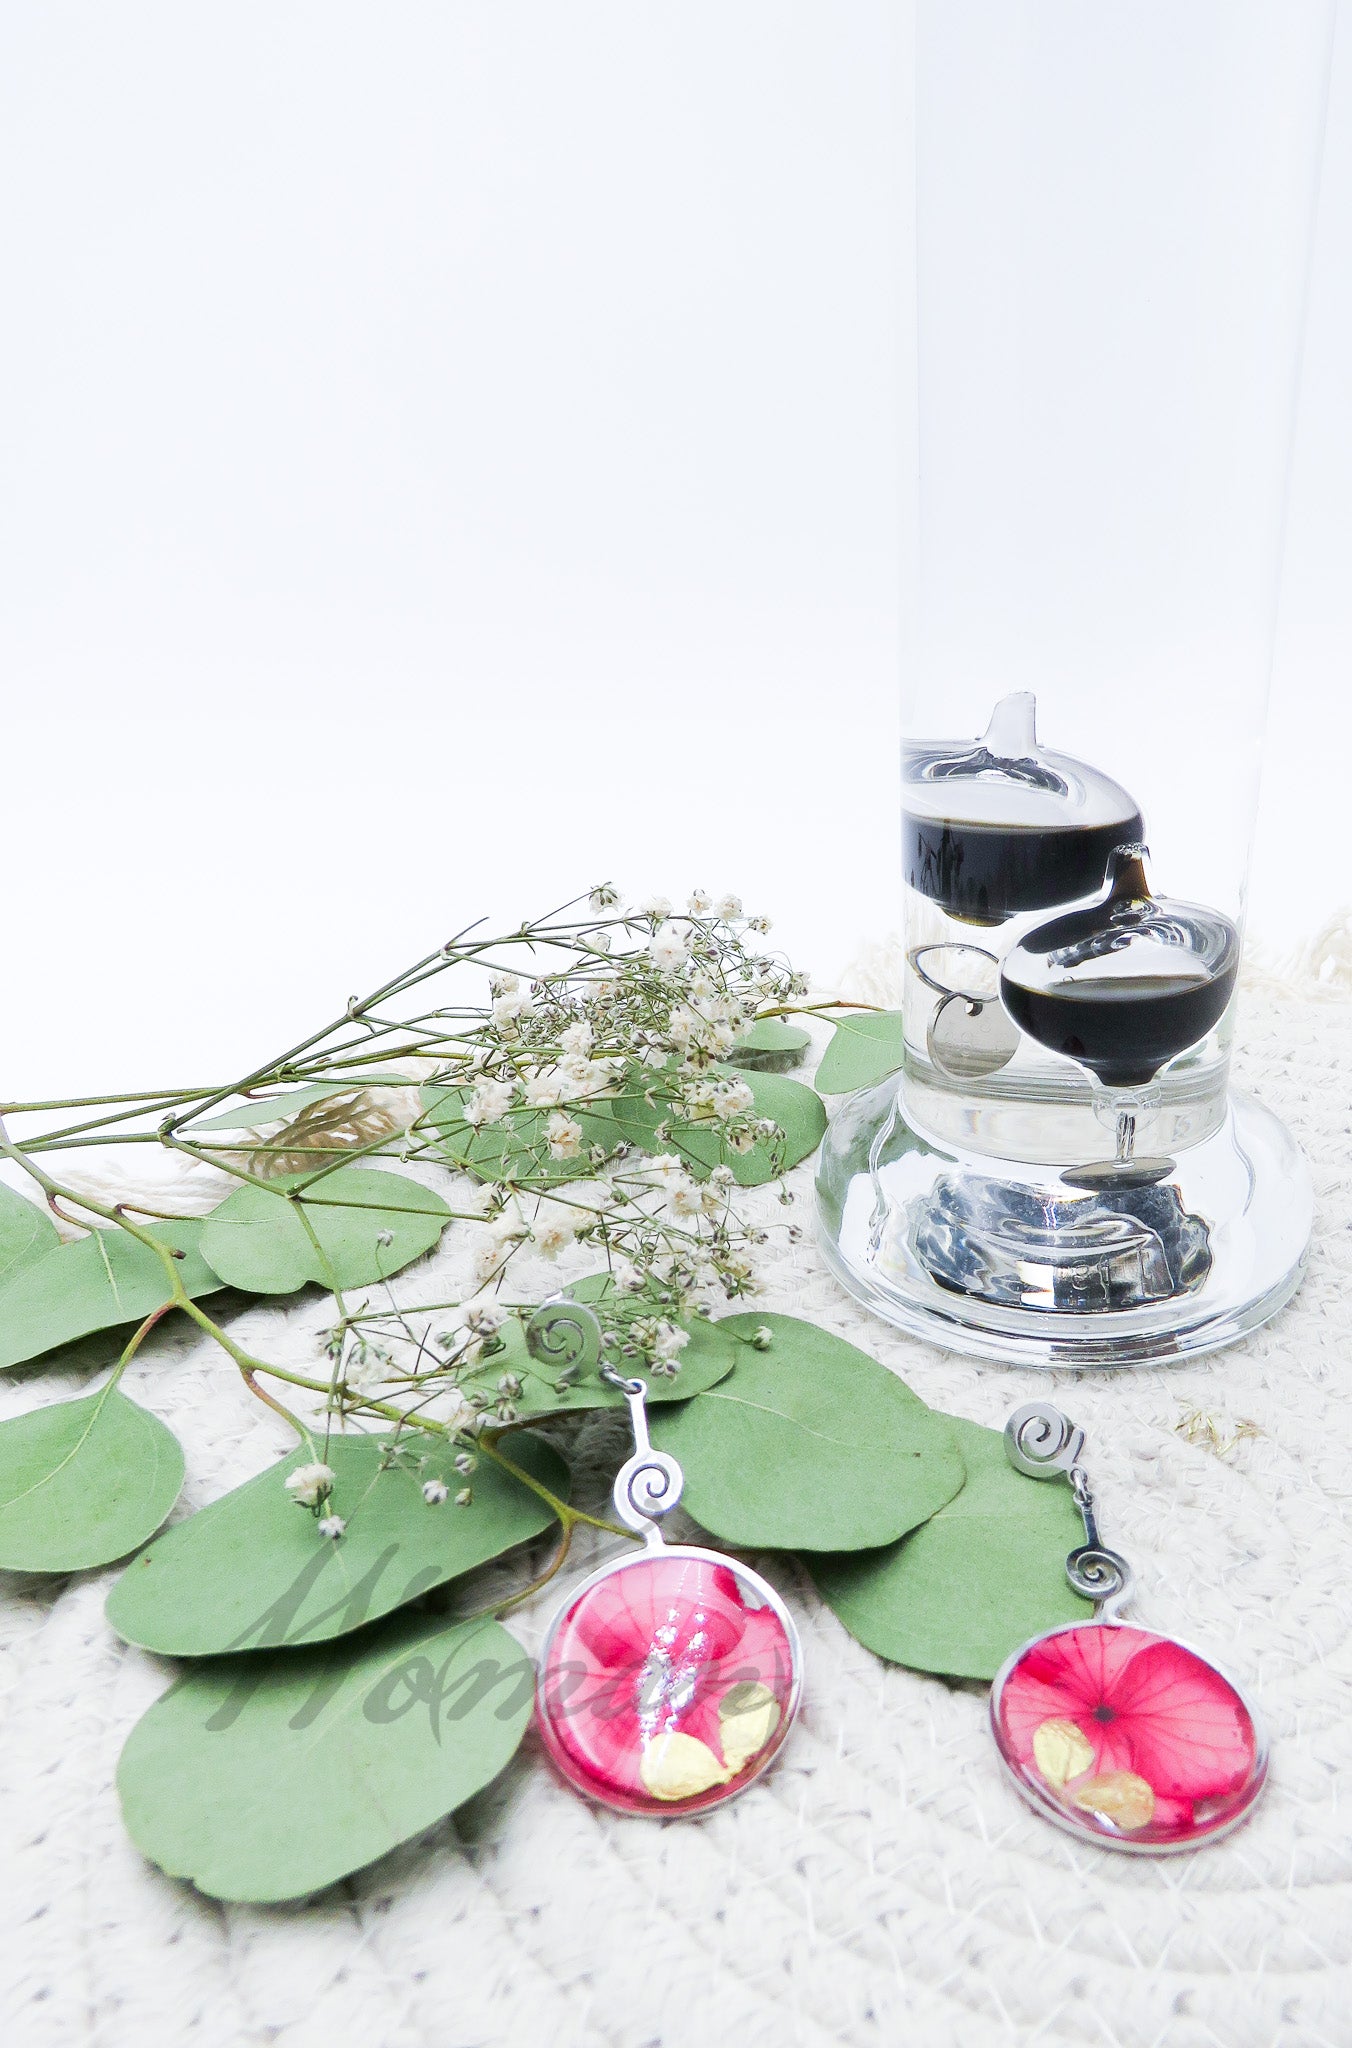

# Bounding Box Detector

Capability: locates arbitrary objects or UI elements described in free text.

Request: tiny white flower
[422,1478,449,1505]
[665,1006,697,1050]
[747,914,772,934]
[472,1239,511,1284]
[711,1077,755,1121]
[285,1460,336,1507]
[714,893,742,920]
[465,1078,515,1127]
[668,1173,703,1217]
[532,1202,580,1258]
[316,1514,346,1539]
[646,1153,687,1185]
[648,922,691,972]
[442,1392,480,1433]
[556,1055,600,1096]
[687,888,713,914]
[613,1259,645,1293]
[344,1352,387,1396]
[634,893,673,920]
[546,1110,584,1160]
[652,1321,690,1362]
[523,1067,566,1108]
[463,1301,505,1337]
[559,1019,594,1056]
[588,883,621,909]
[709,1164,736,1191]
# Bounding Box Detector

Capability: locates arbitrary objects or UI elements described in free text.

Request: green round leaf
[0,1384,184,1571]
[806,1415,1094,1680]
[198,1166,450,1294]
[725,1019,811,1072]
[106,1429,567,1655]
[0,1220,224,1373]
[592,1066,827,1186]
[457,1273,739,1423]
[418,1085,617,1185]
[0,1182,62,1286]
[813,1011,906,1094]
[117,1609,533,1902]
[651,1313,965,1550]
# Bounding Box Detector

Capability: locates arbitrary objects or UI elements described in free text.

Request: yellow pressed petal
[1031,1717,1096,1792]
[1071,1771,1156,1831]
[639,1731,734,1803]
[717,1682,782,1775]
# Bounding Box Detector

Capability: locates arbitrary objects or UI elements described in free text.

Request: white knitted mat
[2,945,1350,2048]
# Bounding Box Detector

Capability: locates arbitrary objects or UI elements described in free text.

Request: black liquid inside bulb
[999,849,1240,1088]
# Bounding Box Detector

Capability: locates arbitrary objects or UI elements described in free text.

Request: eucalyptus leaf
[592,1066,827,1186]
[725,1020,811,1072]
[191,1076,418,1134]
[117,1609,533,1902]
[0,1384,184,1571]
[106,1429,567,1655]
[806,1416,1094,1681]
[651,1313,965,1550]
[813,1011,906,1094]
[0,1182,61,1285]
[456,1273,739,1423]
[0,1221,224,1373]
[198,1166,450,1294]
[419,1086,617,1185]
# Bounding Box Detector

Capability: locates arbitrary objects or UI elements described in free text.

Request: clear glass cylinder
[818,0,1333,1365]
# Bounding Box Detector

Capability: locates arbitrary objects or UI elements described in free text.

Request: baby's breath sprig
[0,887,835,1565]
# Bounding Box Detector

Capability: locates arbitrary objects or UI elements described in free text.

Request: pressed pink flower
[995,1623,1260,1842]
[537,1553,795,1812]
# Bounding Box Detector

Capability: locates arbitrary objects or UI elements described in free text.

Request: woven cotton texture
[2,963,1350,2048]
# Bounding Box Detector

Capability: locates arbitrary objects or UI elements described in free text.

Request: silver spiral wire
[1003,1401,1087,1479]
[613,1448,685,1535]
[1066,1542,1135,1619]
[525,1297,602,1376]
[600,1362,685,1539]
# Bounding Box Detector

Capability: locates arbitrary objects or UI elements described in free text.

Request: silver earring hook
[1004,1401,1134,1620]
[600,1364,684,1546]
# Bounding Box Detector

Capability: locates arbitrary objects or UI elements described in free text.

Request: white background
[2,1,1349,1100]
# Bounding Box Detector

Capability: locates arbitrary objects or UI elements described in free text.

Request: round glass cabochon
[536,1548,800,1816]
[991,1621,1266,1851]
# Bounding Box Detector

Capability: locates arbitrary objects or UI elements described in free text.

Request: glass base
[815,1082,1311,1368]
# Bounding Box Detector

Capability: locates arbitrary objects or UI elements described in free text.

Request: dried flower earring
[990,1403,1268,1852]
[529,1302,801,1815]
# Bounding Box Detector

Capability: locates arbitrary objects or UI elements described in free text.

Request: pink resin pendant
[532,1338,801,1817]
[992,1405,1268,1854]
[537,1546,800,1814]
[991,1621,1266,1851]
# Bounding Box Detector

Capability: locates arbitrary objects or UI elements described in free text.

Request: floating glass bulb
[1000,847,1240,1188]
[902,692,1144,926]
